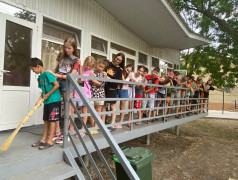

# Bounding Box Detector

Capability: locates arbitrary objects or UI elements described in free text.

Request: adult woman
[102,53,125,131]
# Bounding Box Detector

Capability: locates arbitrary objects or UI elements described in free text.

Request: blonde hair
[58,37,79,61]
[83,56,96,68]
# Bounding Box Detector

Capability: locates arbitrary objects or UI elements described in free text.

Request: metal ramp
[0,74,208,179]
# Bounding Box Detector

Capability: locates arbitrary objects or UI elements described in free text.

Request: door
[0,13,38,130]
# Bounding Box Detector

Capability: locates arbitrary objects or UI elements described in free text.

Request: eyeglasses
[115,57,122,62]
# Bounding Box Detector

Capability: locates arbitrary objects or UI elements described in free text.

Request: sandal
[38,142,54,150]
[136,122,141,125]
[32,140,46,147]
[146,121,151,124]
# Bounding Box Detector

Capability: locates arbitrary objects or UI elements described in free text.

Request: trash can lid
[119,146,156,169]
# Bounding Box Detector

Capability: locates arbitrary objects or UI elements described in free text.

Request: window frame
[138,52,148,66]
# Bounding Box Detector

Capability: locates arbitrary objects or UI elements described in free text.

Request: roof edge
[162,0,212,45]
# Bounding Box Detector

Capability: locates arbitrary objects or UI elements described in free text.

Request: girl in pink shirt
[72,56,96,137]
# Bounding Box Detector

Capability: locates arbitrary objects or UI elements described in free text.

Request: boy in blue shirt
[30,58,61,150]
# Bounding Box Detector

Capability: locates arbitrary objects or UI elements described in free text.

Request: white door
[0,13,39,131]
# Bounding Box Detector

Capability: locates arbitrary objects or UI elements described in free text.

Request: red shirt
[145,75,159,94]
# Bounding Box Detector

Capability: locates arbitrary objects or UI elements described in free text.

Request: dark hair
[144,67,148,73]
[162,76,171,85]
[153,67,160,73]
[29,58,43,67]
[125,64,133,70]
[123,64,133,79]
[138,65,145,72]
[114,52,125,69]
[174,71,180,76]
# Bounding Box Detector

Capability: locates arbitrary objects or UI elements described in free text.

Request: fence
[62,73,208,179]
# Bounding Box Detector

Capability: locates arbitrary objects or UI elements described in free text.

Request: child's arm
[43,81,60,101]
[72,59,82,75]
[35,94,43,106]
[90,73,101,87]
[47,70,66,79]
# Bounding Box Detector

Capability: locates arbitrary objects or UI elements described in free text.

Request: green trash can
[112,146,156,180]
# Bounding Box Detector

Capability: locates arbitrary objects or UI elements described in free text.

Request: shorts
[57,78,74,92]
[116,89,129,98]
[74,101,84,107]
[43,101,61,122]
[147,93,156,109]
[74,101,94,107]
[180,94,186,104]
[94,101,104,106]
[128,87,134,98]
[192,96,198,104]
[169,91,180,106]
[156,92,165,106]
[105,88,117,104]
[134,94,142,109]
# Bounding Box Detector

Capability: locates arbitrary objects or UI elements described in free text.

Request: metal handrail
[63,73,208,179]
[64,73,140,180]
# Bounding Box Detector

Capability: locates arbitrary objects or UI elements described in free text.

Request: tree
[172,0,238,88]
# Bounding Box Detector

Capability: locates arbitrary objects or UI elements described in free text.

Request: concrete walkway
[207,110,238,120]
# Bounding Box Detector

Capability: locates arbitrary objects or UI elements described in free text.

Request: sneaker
[142,113,147,118]
[53,132,62,141]
[55,136,63,144]
[55,135,70,144]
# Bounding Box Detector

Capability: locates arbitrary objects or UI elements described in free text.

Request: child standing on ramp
[30,58,61,150]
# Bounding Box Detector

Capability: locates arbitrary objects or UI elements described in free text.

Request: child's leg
[120,100,126,123]
[68,92,75,132]
[89,103,95,127]
[81,106,88,129]
[94,104,103,127]
[47,121,56,144]
[42,121,49,142]
[101,103,106,123]
[128,100,132,121]
[110,103,116,124]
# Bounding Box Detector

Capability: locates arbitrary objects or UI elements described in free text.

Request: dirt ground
[85,118,238,180]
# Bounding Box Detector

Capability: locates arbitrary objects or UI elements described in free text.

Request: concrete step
[4,163,76,180]
[0,149,64,179]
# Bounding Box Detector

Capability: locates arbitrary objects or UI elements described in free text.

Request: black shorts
[105,88,117,104]
[43,101,61,122]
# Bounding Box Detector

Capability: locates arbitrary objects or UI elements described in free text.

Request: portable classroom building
[0,0,210,131]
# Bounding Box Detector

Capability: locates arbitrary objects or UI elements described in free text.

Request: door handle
[1,70,10,73]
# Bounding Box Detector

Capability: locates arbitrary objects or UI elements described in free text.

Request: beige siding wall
[7,0,180,63]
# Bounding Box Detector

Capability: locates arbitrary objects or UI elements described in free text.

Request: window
[91,36,108,62]
[91,36,107,54]
[138,52,147,65]
[111,42,136,56]
[168,63,173,69]
[3,21,32,86]
[0,2,36,23]
[126,58,135,68]
[152,57,159,68]
[174,64,177,70]
[91,53,107,62]
[41,18,81,70]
